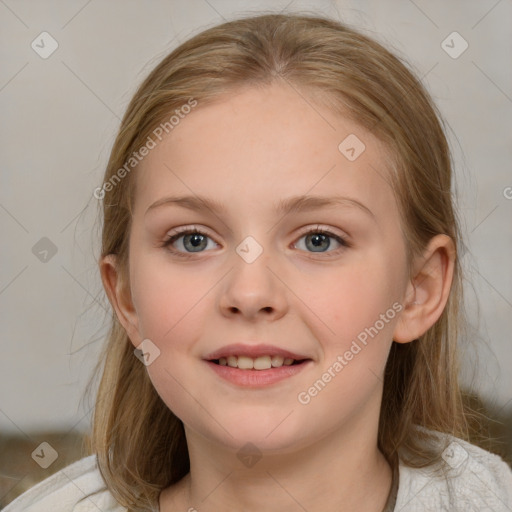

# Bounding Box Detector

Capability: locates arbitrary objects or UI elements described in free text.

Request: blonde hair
[86,12,482,510]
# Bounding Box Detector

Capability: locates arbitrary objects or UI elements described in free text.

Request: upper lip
[204,343,311,361]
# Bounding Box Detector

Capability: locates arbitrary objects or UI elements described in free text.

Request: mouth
[205,356,314,389]
[204,344,313,386]
[209,355,310,370]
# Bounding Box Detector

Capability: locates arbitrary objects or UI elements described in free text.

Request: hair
[85,12,487,511]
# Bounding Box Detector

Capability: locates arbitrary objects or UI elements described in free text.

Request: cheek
[295,257,402,348]
[130,257,211,348]
[129,260,214,420]
[292,262,401,427]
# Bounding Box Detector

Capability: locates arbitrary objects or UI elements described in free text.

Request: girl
[5,12,512,512]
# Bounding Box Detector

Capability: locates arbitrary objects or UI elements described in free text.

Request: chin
[200,415,315,455]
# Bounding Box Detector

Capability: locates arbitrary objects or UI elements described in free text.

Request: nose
[218,249,288,322]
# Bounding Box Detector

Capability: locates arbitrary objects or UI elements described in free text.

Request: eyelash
[161,225,350,258]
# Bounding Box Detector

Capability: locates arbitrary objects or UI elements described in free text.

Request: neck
[160,422,393,512]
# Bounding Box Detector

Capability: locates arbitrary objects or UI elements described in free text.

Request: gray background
[1,0,511,436]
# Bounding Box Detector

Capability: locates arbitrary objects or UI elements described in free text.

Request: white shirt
[4,434,512,511]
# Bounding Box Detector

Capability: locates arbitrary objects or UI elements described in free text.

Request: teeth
[237,356,255,370]
[271,355,284,367]
[216,355,298,370]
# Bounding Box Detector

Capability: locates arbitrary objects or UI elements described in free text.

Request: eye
[161,225,350,258]
[294,226,349,255]
[162,226,218,257]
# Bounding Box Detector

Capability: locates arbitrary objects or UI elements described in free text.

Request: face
[120,82,411,454]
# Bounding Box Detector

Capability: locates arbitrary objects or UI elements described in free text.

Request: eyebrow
[145,194,375,219]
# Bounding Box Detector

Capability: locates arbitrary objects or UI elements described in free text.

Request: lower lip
[205,360,311,387]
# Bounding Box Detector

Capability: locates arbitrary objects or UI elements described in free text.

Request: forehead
[134,83,397,220]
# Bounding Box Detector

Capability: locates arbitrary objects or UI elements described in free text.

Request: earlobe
[99,254,141,345]
[393,234,455,344]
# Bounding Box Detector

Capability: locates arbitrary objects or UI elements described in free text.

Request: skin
[100,82,455,512]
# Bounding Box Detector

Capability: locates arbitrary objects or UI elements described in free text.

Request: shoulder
[2,455,127,512]
[395,430,512,511]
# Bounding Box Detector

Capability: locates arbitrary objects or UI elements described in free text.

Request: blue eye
[162,226,349,258]
[294,227,349,254]
[162,228,217,257]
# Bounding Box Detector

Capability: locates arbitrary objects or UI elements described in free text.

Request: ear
[393,234,456,343]
[99,254,141,347]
